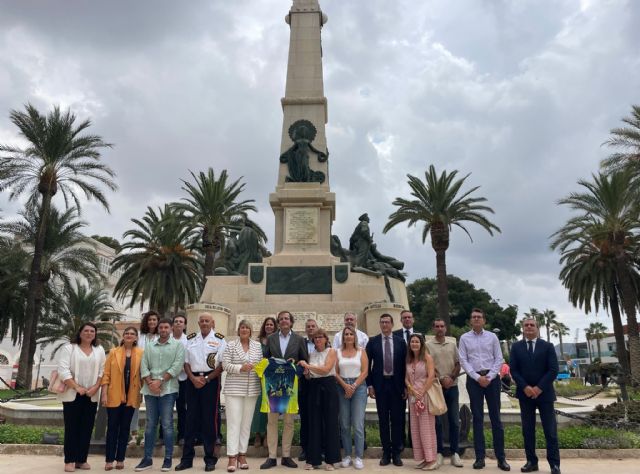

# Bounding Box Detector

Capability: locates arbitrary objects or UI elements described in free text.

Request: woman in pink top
[405,334,437,470]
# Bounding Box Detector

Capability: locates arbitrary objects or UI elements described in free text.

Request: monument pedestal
[193,1,410,337]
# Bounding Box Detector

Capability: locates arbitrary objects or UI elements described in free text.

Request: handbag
[48,370,67,394]
[426,378,447,415]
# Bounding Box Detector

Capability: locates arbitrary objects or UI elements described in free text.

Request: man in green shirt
[135,318,185,472]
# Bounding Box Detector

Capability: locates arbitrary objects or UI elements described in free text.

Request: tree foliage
[407,274,520,341]
[383,165,501,329]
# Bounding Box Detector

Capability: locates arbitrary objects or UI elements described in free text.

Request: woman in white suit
[57,322,106,472]
[222,320,263,472]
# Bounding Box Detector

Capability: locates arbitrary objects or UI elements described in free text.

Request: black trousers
[298,375,309,452]
[306,377,341,466]
[519,397,560,468]
[466,376,505,461]
[105,403,135,462]
[181,377,219,465]
[176,379,187,441]
[374,378,405,457]
[63,394,97,464]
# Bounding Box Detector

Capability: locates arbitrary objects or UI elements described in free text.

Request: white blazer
[56,343,106,403]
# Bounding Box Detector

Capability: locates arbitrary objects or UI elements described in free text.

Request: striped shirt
[222,339,263,396]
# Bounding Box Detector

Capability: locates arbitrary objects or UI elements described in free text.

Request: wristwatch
[204,375,210,383]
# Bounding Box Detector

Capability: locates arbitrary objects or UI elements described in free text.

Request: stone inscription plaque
[285,207,318,244]
[266,266,331,294]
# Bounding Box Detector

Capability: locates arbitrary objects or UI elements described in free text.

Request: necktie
[405,329,410,344]
[527,340,534,355]
[384,336,392,374]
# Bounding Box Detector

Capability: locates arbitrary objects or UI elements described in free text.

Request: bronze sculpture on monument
[187,0,409,337]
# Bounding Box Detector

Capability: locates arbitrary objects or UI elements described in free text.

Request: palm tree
[588,322,608,360]
[0,237,30,343]
[551,221,632,398]
[0,205,102,386]
[38,281,121,357]
[112,205,203,316]
[540,309,559,342]
[600,104,640,174]
[383,165,501,328]
[173,168,265,282]
[550,321,570,359]
[553,170,640,383]
[0,104,116,388]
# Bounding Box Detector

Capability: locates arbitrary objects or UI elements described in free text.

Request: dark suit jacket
[509,338,558,402]
[264,330,309,363]
[366,333,407,394]
[393,328,412,344]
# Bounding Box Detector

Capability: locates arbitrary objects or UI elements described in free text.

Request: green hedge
[478,425,640,449]
[2,421,639,449]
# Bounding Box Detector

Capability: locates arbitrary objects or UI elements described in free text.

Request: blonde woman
[335,327,368,469]
[222,320,263,472]
[101,327,143,471]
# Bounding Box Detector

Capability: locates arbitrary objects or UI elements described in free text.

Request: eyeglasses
[523,323,537,327]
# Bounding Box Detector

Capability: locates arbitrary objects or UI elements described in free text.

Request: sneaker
[436,454,444,467]
[353,458,364,470]
[341,457,352,468]
[451,453,463,468]
[134,459,153,472]
[161,459,172,472]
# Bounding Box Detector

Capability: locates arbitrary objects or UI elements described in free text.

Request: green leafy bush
[0,424,64,444]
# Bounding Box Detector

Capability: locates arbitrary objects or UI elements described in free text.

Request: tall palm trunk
[613,250,640,384]
[609,288,629,400]
[430,222,450,330]
[202,226,214,279]
[16,193,52,389]
[558,333,565,359]
[596,338,602,359]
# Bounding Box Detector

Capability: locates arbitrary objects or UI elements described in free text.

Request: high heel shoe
[238,454,249,470]
[227,456,237,473]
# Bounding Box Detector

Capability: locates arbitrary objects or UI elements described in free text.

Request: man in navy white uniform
[175,313,226,472]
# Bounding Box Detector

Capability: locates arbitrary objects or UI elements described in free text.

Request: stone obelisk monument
[191,0,408,337]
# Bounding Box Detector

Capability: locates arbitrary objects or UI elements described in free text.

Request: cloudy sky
[1,0,638,342]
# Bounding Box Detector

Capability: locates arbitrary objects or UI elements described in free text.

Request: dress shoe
[392,456,403,467]
[205,464,216,472]
[550,467,561,474]
[473,459,485,470]
[298,450,307,462]
[520,462,538,473]
[259,459,277,470]
[174,462,193,471]
[497,460,511,471]
[379,454,391,466]
[281,457,298,469]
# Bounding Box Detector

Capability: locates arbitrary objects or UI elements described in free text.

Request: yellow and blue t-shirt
[254,358,299,414]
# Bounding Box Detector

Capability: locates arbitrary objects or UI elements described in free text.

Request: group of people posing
[56,308,561,474]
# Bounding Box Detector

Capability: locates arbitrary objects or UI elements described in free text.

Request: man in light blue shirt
[459,308,509,472]
[135,318,185,472]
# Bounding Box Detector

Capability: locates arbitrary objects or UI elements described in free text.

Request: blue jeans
[338,379,367,458]
[435,385,460,455]
[144,393,177,461]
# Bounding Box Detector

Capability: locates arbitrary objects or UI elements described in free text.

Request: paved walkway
[0,455,637,474]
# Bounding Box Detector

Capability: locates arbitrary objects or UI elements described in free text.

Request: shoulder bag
[426,377,448,416]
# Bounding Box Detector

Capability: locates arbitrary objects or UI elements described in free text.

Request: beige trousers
[267,412,295,458]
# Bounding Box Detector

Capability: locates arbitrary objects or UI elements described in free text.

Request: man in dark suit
[298,318,317,462]
[509,318,560,474]
[260,311,309,470]
[366,313,407,467]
